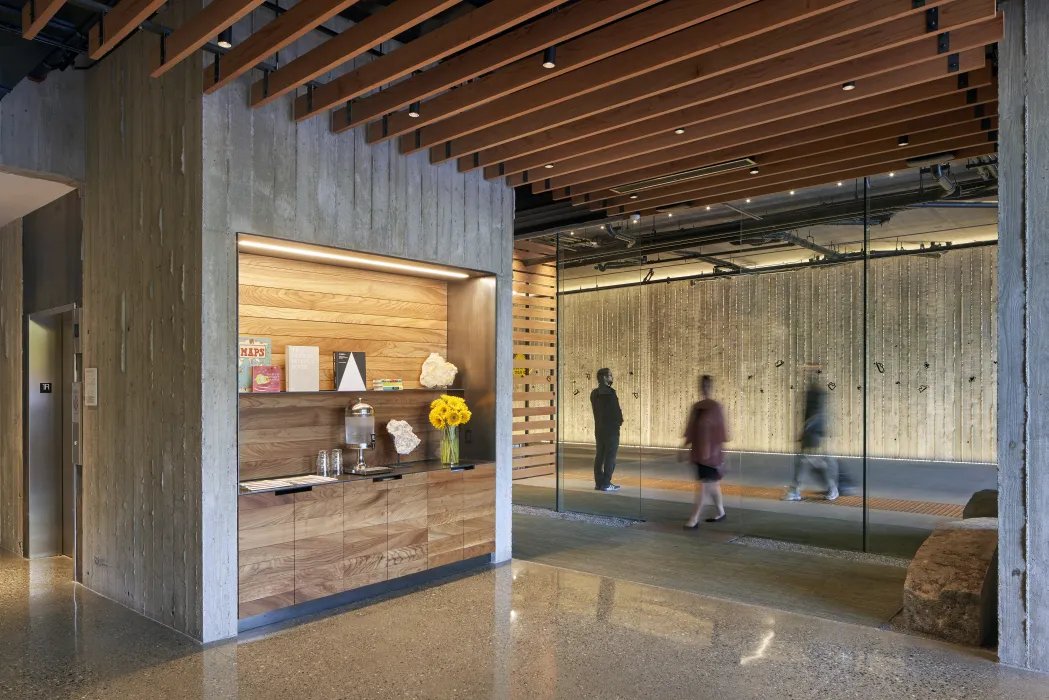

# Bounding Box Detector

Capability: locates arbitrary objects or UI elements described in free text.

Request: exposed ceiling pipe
[773,231,844,260]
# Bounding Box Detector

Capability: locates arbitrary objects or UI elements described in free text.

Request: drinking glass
[316,450,330,477]
[330,449,343,477]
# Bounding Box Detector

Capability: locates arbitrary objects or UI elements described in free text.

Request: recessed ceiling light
[544,163,554,169]
[706,206,711,210]
[237,239,469,279]
[675,128,686,135]
[749,166,760,175]
[889,171,896,177]
[667,213,673,217]
[569,230,575,235]
[542,46,557,69]
[837,181,843,187]
[408,101,421,118]
[745,198,751,203]
[217,28,233,49]
[790,190,795,195]
[898,135,910,147]
[629,194,639,199]
[842,81,856,91]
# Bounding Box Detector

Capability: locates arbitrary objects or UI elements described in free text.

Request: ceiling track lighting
[217,28,233,49]
[898,135,910,147]
[408,101,421,118]
[842,80,856,91]
[542,45,557,69]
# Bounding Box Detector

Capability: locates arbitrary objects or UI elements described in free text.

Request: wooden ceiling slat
[399,0,772,152]
[297,0,565,122]
[566,98,997,202]
[541,82,996,196]
[22,0,66,40]
[150,0,266,78]
[483,18,999,180]
[250,0,459,108]
[628,133,998,214]
[520,69,995,190]
[340,0,666,134]
[360,0,752,143]
[88,0,169,59]
[637,145,996,217]
[451,0,997,169]
[203,0,362,95]
[600,119,998,211]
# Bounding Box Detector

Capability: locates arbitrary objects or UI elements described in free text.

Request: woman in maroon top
[683,375,729,528]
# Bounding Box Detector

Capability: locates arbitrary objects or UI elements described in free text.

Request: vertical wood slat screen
[558,246,997,464]
[512,240,557,479]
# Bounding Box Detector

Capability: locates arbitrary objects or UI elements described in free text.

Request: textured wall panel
[0,218,23,555]
[82,7,207,640]
[560,247,997,463]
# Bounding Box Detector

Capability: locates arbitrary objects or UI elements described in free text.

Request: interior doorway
[25,307,78,563]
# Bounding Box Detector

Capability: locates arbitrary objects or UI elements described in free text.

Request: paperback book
[286,346,320,392]
[334,351,367,392]
[251,366,282,393]
[238,337,271,392]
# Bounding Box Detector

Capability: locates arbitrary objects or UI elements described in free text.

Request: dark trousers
[594,431,620,487]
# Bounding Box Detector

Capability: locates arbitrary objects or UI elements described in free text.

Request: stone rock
[903,517,998,647]
[962,489,998,519]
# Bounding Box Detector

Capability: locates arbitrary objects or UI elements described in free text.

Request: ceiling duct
[904,152,957,168]
[610,158,757,195]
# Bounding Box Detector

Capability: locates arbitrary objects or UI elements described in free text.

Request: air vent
[611,158,757,195]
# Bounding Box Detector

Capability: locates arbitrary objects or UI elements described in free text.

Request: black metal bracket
[445,141,452,159]
[937,31,951,54]
[213,54,220,85]
[926,7,938,32]
[974,103,986,118]
[947,52,960,72]
[584,192,591,203]
[957,72,969,89]
[414,129,421,149]
[28,0,36,23]
[522,169,528,183]
[381,113,388,138]
[981,117,992,130]
[966,88,978,104]
[565,186,571,197]
[473,152,480,168]
[159,33,166,65]
[988,129,998,142]
[544,178,551,189]
[344,101,352,128]
[262,70,269,99]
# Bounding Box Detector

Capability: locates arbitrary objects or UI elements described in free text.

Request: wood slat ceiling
[45,0,1002,219]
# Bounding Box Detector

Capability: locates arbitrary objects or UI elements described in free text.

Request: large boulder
[963,489,998,519]
[902,517,998,647]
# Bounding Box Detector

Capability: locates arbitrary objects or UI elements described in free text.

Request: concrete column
[998,0,1049,671]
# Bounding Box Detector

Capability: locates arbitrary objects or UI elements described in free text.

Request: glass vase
[440,426,459,465]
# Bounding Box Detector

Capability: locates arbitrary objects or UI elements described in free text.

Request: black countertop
[238,459,492,495]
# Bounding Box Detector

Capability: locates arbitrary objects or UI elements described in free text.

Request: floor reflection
[0,553,1046,699]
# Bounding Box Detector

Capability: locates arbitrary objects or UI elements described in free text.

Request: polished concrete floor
[3,552,1048,699]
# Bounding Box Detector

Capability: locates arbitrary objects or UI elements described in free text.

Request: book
[251,366,282,393]
[334,351,367,392]
[238,337,271,392]
[286,346,320,392]
[372,378,404,391]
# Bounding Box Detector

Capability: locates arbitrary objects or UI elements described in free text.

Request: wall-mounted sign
[40,383,52,394]
[84,368,98,407]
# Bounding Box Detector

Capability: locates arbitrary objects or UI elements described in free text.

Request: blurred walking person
[785,364,840,501]
[684,375,729,527]
[591,368,623,492]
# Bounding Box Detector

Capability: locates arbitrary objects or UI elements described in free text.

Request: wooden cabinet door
[386,472,429,579]
[462,464,496,559]
[238,492,296,618]
[294,484,345,603]
[427,468,465,569]
[344,479,389,591]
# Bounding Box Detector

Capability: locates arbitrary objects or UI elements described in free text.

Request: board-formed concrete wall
[0,218,23,556]
[0,67,85,184]
[559,246,997,464]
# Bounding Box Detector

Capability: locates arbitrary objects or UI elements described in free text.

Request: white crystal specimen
[387,420,421,455]
[420,352,457,389]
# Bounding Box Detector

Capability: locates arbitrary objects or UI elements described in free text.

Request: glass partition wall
[533,175,998,557]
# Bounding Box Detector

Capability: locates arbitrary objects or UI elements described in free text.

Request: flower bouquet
[429,394,472,465]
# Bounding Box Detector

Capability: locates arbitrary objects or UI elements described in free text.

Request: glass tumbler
[316,450,330,477]
[330,449,343,477]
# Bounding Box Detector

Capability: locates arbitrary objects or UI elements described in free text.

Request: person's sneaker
[606,483,622,492]
[783,487,802,501]
[825,486,839,501]
[594,485,605,490]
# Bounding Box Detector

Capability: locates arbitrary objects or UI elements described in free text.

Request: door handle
[373,474,403,482]
[275,486,313,496]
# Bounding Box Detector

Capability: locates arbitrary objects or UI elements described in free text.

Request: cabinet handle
[373,474,403,482]
[275,486,313,495]
[450,464,475,472]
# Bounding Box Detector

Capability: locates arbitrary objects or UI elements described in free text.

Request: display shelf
[238,388,464,397]
[238,460,489,495]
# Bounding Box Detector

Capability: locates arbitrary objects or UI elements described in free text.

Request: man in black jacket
[590,368,624,491]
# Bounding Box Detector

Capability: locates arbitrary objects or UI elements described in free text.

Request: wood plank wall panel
[512,241,557,479]
[239,390,453,481]
[82,5,214,640]
[559,247,997,463]
[343,478,389,590]
[238,492,296,617]
[294,484,345,602]
[238,252,448,390]
[386,472,428,578]
[0,219,23,555]
[462,464,496,558]
[426,468,464,568]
